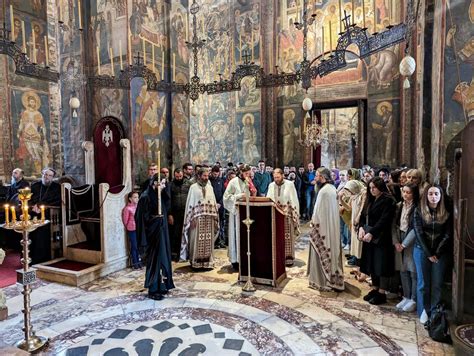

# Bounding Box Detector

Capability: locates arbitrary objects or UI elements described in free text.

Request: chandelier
[0,0,59,82]
[91,0,413,101]
[298,111,325,147]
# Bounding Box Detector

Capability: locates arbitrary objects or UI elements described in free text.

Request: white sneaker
[343,244,350,250]
[396,297,409,310]
[402,299,416,312]
[420,309,429,324]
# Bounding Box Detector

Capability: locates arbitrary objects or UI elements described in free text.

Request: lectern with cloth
[236,197,287,287]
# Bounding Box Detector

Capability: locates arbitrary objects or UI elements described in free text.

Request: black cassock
[29,181,61,264]
[135,184,175,295]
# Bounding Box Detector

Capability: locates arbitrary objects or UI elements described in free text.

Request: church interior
[0,0,474,355]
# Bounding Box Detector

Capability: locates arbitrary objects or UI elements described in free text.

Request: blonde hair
[419,184,449,224]
[407,168,423,183]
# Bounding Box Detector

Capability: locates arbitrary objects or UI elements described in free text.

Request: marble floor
[0,226,453,355]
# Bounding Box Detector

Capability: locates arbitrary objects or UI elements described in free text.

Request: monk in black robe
[135,173,175,300]
[29,168,61,264]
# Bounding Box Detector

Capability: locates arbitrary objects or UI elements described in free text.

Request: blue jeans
[340,217,350,246]
[128,230,141,268]
[305,189,314,218]
[413,245,447,317]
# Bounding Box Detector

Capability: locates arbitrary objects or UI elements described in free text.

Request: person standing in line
[122,191,142,269]
[413,184,452,324]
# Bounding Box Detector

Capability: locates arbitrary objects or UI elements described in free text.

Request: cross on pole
[134,52,143,66]
[242,49,252,65]
[342,10,352,32]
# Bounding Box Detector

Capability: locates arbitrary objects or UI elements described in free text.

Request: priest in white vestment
[307,167,344,291]
[266,168,300,265]
[223,165,257,268]
[180,167,219,268]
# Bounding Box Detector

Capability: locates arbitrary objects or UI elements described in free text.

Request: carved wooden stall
[36,139,132,286]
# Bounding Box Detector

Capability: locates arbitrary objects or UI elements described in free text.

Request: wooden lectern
[237,197,287,287]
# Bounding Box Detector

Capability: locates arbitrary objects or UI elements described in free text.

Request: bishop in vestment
[266,168,300,265]
[135,174,175,300]
[223,165,256,267]
[307,168,344,291]
[180,168,219,269]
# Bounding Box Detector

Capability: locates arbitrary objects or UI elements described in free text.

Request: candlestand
[0,188,49,352]
[242,183,256,292]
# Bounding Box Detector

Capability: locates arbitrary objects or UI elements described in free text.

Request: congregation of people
[0,161,452,327]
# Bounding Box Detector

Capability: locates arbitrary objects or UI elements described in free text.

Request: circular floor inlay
[61,319,258,356]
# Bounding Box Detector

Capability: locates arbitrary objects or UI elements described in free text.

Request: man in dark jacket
[210,165,226,248]
[6,168,30,204]
[168,168,190,261]
[140,163,158,193]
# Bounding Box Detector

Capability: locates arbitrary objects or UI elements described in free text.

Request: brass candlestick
[242,184,256,292]
[1,188,49,352]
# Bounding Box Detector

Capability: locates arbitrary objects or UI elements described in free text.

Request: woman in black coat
[358,176,396,305]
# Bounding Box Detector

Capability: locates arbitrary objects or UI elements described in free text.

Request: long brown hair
[419,184,449,224]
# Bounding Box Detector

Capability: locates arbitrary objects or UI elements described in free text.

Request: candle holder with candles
[0,188,49,352]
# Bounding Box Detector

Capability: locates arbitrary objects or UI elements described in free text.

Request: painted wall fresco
[279,106,303,166]
[443,0,474,161]
[130,77,169,182]
[277,0,402,167]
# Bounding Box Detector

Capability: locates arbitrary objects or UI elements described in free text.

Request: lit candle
[142,38,146,66]
[109,47,114,76]
[128,30,132,65]
[4,204,9,224]
[245,180,250,218]
[32,30,36,63]
[152,44,155,73]
[40,205,45,222]
[44,36,49,67]
[251,30,254,61]
[362,0,366,28]
[78,0,82,29]
[97,46,101,75]
[10,5,14,41]
[173,53,176,82]
[161,50,164,80]
[119,40,123,70]
[11,206,17,222]
[157,150,160,176]
[21,20,26,53]
[389,0,392,23]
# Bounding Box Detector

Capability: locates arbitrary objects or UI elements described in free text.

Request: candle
[157,150,160,175]
[239,33,242,62]
[374,0,376,31]
[128,30,132,65]
[152,44,155,73]
[78,0,82,29]
[329,22,333,53]
[186,14,189,41]
[251,30,254,61]
[142,38,146,66]
[40,205,45,222]
[119,40,123,70]
[109,47,114,76]
[32,30,36,63]
[322,26,325,55]
[21,20,26,53]
[362,0,366,28]
[339,0,342,33]
[389,0,392,23]
[352,0,355,25]
[245,180,250,218]
[59,0,63,23]
[11,206,17,222]
[299,126,302,140]
[4,204,9,224]
[97,46,101,75]
[173,53,176,82]
[22,205,28,222]
[10,5,14,41]
[44,36,49,67]
[161,50,164,80]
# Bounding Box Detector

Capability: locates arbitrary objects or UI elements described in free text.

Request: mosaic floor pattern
[0,226,454,355]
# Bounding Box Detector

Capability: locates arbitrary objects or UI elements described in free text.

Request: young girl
[393,184,419,312]
[413,184,451,324]
[122,191,141,269]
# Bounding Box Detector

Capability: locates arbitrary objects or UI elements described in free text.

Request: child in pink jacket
[122,191,141,269]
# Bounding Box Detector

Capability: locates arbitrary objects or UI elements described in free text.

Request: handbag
[426,304,452,344]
